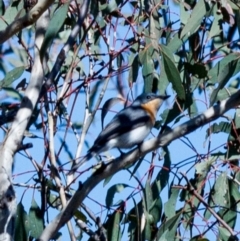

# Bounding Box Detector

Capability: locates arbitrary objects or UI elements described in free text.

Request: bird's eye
[147,95,151,99]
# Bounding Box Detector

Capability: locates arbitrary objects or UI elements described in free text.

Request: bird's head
[133,92,170,112]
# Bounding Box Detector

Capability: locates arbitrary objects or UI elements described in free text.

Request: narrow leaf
[160,45,185,100]
[14,203,28,241]
[208,53,239,85]
[27,199,44,239]
[156,212,182,240]
[210,57,240,105]
[0,66,25,88]
[164,188,179,219]
[212,172,230,207]
[106,183,130,207]
[128,54,139,85]
[41,2,70,59]
[101,97,124,129]
[180,0,207,38]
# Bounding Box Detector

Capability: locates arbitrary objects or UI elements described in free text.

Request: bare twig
[48,112,76,241]
[180,172,235,236]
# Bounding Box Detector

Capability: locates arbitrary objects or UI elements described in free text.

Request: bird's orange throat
[140,99,161,124]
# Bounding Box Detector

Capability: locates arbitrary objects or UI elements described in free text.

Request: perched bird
[70,92,170,173]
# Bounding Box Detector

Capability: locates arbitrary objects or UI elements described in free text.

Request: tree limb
[0,0,54,44]
[0,9,50,241]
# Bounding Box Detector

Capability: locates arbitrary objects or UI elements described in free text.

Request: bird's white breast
[107,125,151,149]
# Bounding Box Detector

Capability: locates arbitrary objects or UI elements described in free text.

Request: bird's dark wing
[93,105,152,147]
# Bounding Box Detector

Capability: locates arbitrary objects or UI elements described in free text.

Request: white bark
[0,9,50,241]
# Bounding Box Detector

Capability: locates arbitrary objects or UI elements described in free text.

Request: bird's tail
[68,152,93,175]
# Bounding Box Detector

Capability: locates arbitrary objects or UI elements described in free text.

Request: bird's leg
[96,154,102,162]
[117,148,126,157]
[117,148,124,154]
[137,141,143,154]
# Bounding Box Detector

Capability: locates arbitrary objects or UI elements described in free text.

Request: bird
[69,92,170,173]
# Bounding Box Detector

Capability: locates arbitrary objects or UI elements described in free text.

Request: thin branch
[180,172,235,236]
[0,0,55,44]
[48,112,76,241]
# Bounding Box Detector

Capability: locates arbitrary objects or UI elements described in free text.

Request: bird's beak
[159,95,170,100]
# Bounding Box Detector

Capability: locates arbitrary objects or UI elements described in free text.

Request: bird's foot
[117,148,126,158]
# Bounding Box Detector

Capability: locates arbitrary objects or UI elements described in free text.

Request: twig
[48,112,76,241]
[180,172,235,236]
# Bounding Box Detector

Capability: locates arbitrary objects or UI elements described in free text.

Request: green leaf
[0,1,23,30]
[156,212,182,240]
[161,93,195,124]
[212,172,230,207]
[188,94,198,118]
[213,87,238,103]
[109,210,122,241]
[161,101,182,124]
[145,179,153,213]
[210,57,240,105]
[105,183,130,207]
[41,2,70,59]
[105,203,124,241]
[126,198,140,241]
[90,0,99,18]
[212,150,240,162]
[180,0,207,38]
[27,199,44,239]
[47,193,62,209]
[141,51,154,93]
[230,179,240,212]
[233,108,240,129]
[179,2,190,25]
[167,31,188,53]
[206,122,231,139]
[14,203,28,241]
[207,4,222,41]
[208,53,239,85]
[204,188,214,220]
[129,156,145,180]
[159,61,170,95]
[0,66,25,88]
[0,0,5,15]
[149,15,161,51]
[152,147,171,196]
[149,197,162,225]
[74,210,88,223]
[128,54,139,85]
[103,175,114,186]
[218,226,231,241]
[195,157,215,182]
[218,208,237,229]
[164,187,179,219]
[2,87,22,100]
[160,45,185,100]
[101,97,123,129]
